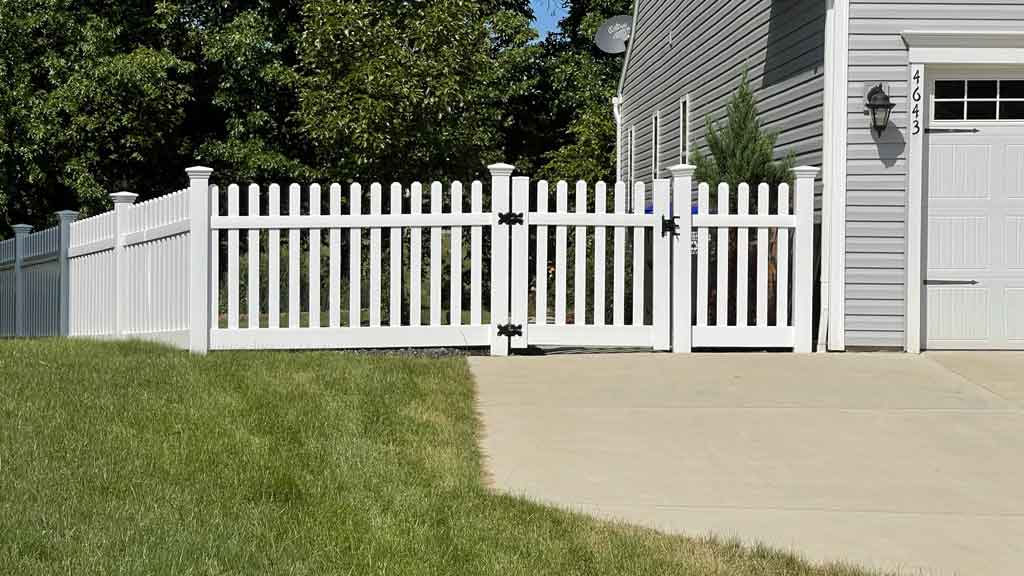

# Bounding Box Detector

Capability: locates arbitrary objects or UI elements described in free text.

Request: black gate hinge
[661,215,680,237]
[497,323,523,337]
[498,212,524,226]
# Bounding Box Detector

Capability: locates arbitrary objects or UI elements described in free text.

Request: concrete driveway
[470,352,1024,576]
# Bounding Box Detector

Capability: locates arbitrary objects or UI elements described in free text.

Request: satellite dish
[594,15,633,54]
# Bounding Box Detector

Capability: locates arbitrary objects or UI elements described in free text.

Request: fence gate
[498,176,672,352]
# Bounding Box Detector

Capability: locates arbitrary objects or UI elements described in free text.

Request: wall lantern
[865,83,895,136]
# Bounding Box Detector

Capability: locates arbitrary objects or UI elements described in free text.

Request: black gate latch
[661,216,680,237]
[498,212,524,226]
[497,323,523,337]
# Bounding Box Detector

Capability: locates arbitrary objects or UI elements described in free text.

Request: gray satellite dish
[594,15,633,54]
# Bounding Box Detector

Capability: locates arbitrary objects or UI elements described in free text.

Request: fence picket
[777,183,790,327]
[574,181,587,324]
[716,183,729,326]
[248,184,261,328]
[696,183,710,327]
[632,182,646,326]
[757,183,770,326]
[369,183,382,327]
[410,182,422,326]
[289,184,301,328]
[470,181,482,325]
[594,182,607,326]
[211,186,221,329]
[430,182,442,326]
[329,183,341,327]
[450,182,463,326]
[555,181,568,325]
[349,183,361,327]
[309,184,321,328]
[268,184,280,328]
[391,183,403,327]
[227,184,240,329]
[737,183,750,327]
[613,182,626,326]
[535,181,549,324]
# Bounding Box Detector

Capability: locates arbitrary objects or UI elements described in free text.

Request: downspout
[818,0,836,352]
[614,96,623,183]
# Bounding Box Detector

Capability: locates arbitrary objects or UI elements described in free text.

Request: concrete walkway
[470,352,1024,576]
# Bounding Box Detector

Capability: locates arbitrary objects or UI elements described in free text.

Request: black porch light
[865,83,895,137]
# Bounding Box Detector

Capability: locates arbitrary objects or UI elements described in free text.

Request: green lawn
[0,339,880,575]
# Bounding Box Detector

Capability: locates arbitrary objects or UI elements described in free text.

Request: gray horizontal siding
[845,0,1024,349]
[620,0,826,187]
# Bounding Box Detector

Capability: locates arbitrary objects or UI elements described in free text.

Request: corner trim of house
[901,30,1024,353]
[823,0,849,351]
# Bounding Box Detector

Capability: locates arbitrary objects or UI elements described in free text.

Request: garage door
[925,77,1024,349]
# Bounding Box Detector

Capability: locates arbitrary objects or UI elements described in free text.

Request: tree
[691,69,794,194]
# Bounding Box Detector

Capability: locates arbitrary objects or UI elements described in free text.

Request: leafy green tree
[691,69,794,193]
[536,0,632,184]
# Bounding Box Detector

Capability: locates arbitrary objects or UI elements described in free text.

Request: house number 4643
[911,70,922,135]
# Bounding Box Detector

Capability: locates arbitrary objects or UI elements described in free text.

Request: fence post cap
[487,163,515,177]
[110,191,139,205]
[792,166,820,178]
[12,224,33,235]
[55,210,79,222]
[667,164,696,177]
[185,166,214,179]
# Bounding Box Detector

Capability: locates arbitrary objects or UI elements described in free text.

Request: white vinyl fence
[2,163,818,354]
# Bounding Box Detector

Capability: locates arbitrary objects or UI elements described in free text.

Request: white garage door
[925,76,1024,350]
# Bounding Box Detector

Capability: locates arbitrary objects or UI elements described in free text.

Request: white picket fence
[1,163,817,354]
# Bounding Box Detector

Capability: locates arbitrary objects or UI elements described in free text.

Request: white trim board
[823,0,849,351]
[901,30,1024,352]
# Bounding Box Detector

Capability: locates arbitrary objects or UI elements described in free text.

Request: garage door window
[933,79,1024,121]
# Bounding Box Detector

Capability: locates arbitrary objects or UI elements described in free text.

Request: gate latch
[497,323,523,337]
[498,212,524,226]
[661,216,680,237]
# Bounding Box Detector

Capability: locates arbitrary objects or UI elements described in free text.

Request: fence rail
[2,163,818,354]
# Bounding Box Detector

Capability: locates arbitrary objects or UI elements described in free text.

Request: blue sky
[531,0,567,37]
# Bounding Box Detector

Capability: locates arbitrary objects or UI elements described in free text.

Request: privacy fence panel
[0,237,17,336]
[70,211,118,338]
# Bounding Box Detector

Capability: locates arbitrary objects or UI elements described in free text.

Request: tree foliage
[691,70,794,191]
[0,0,629,236]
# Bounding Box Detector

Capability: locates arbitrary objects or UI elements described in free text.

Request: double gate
[489,164,817,355]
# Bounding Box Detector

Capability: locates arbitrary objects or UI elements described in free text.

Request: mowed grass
[0,339,880,575]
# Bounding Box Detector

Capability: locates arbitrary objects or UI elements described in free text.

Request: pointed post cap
[110,191,139,205]
[667,164,696,178]
[12,224,33,236]
[792,166,820,179]
[185,166,214,179]
[487,163,515,177]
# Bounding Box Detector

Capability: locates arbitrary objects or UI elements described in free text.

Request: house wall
[843,1,1024,348]
[619,0,827,187]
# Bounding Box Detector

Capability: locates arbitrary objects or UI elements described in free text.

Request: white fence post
[669,164,695,353]
[56,211,79,336]
[110,192,138,338]
[510,176,530,349]
[186,166,214,354]
[12,224,32,337]
[793,166,819,353]
[488,163,514,356]
[652,178,672,351]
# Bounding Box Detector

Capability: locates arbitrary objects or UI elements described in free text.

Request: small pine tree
[691,69,794,196]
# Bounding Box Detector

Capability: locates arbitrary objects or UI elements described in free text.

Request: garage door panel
[1006,289,1024,342]
[926,215,990,270]
[1007,215,1024,268]
[928,144,992,200]
[926,287,991,344]
[1005,145,1024,198]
